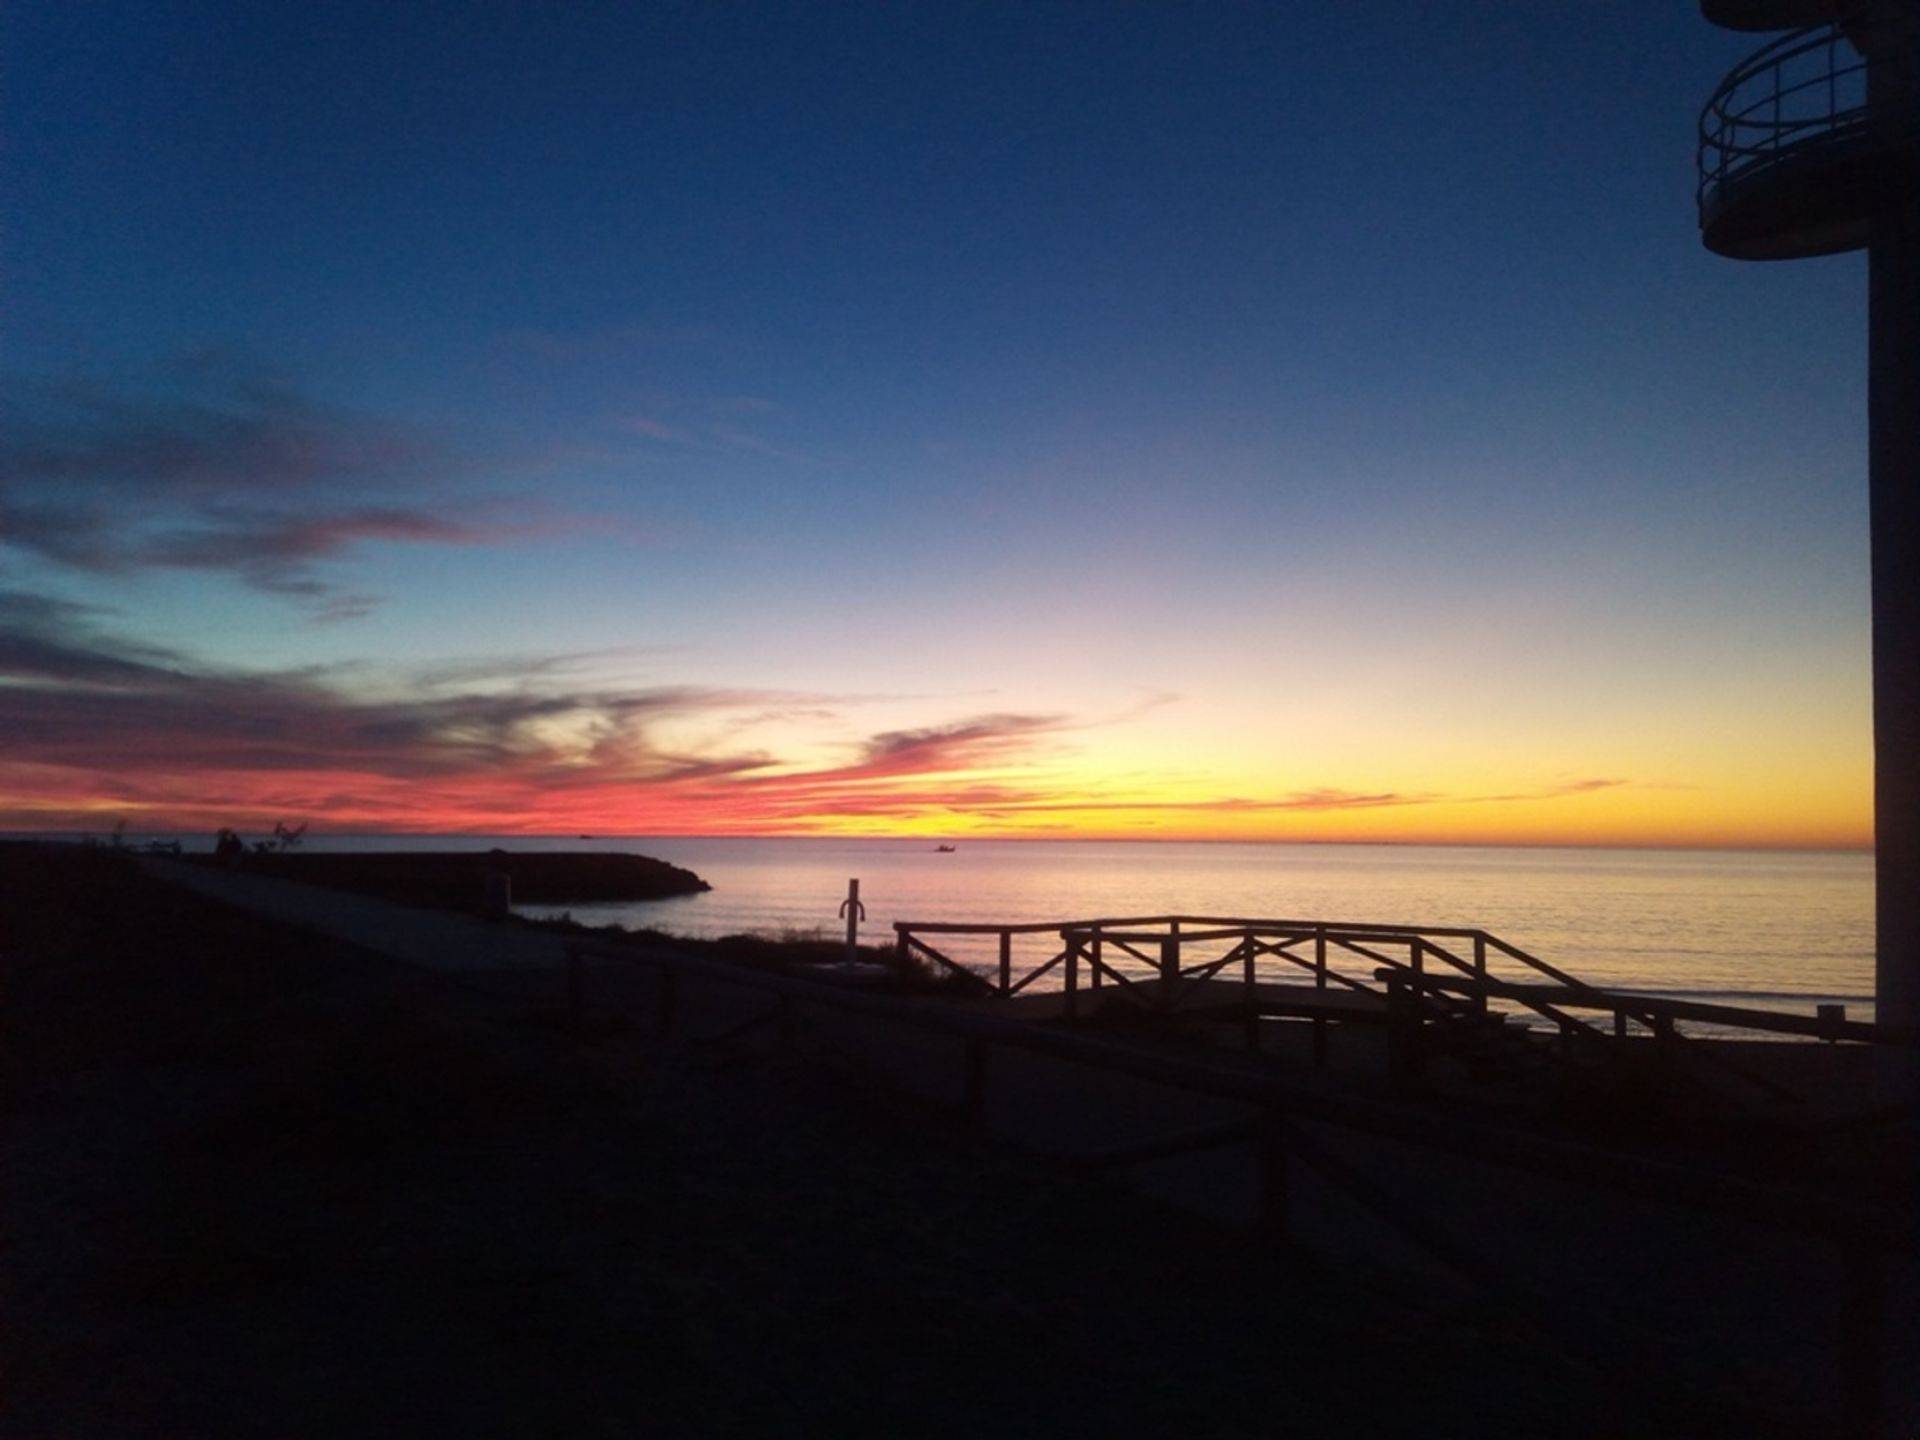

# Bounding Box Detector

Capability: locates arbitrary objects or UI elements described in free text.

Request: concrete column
[1867,17,1920,1031]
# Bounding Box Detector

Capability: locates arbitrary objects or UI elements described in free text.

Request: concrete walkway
[143,857,599,973]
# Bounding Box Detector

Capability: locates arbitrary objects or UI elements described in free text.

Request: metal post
[838,878,866,968]
[1161,926,1180,1012]
[998,929,1012,995]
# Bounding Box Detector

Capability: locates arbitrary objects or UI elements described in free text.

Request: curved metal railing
[1697,23,1873,220]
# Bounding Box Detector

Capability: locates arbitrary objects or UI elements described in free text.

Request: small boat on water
[934,844,957,853]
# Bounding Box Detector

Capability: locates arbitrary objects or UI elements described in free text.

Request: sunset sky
[1,3,1873,846]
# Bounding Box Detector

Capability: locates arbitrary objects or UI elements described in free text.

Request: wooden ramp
[997,979,1391,1025]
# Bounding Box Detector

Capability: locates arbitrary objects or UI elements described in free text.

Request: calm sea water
[143,833,1871,1020]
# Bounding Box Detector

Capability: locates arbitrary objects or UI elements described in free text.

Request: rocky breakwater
[198,850,710,912]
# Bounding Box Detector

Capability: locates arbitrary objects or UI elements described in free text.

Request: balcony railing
[1697,23,1873,224]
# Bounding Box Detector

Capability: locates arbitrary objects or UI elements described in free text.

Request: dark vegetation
[1,841,1710,1438]
[519,910,974,995]
[188,847,710,906]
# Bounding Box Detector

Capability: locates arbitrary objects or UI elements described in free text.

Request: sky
[0,2,1875,846]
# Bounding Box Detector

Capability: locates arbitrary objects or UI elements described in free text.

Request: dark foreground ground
[4,844,1760,1438]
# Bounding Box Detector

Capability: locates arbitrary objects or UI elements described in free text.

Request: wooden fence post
[1652,1011,1676,1085]
[998,929,1013,995]
[1387,971,1421,1094]
[1161,927,1181,1012]
[1313,926,1329,1067]
[1064,934,1080,1021]
[1243,934,1259,1051]
[1472,933,1489,1018]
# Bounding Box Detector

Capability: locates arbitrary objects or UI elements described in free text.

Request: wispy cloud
[139,505,523,601]
[612,394,813,465]
[954,788,1440,817]
[617,415,703,446]
[849,714,1071,777]
[1460,777,1631,804]
[0,592,1071,831]
[495,323,750,366]
[0,589,191,688]
[0,591,1650,836]
[0,363,538,615]
[0,368,432,498]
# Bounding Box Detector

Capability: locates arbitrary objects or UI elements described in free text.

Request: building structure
[1697,0,1920,1028]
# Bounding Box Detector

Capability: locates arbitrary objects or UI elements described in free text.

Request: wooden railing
[894,913,1915,1056]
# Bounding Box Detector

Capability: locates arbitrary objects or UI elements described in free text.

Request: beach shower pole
[839,879,866,967]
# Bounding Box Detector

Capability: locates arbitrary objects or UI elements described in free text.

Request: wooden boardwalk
[893,912,1910,1050]
[998,978,1390,1025]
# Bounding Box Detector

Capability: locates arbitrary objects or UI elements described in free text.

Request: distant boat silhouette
[935,844,956,853]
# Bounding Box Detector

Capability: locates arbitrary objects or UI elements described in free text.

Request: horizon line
[3,828,1874,855]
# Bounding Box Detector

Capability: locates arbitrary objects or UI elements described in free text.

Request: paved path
[141,858,594,973]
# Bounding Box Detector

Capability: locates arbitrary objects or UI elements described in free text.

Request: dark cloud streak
[1,365,523,615]
[1,370,432,498]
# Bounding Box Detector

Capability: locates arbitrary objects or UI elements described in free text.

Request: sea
[96,832,1876,1024]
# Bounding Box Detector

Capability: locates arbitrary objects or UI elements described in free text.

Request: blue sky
[0,2,1875,842]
